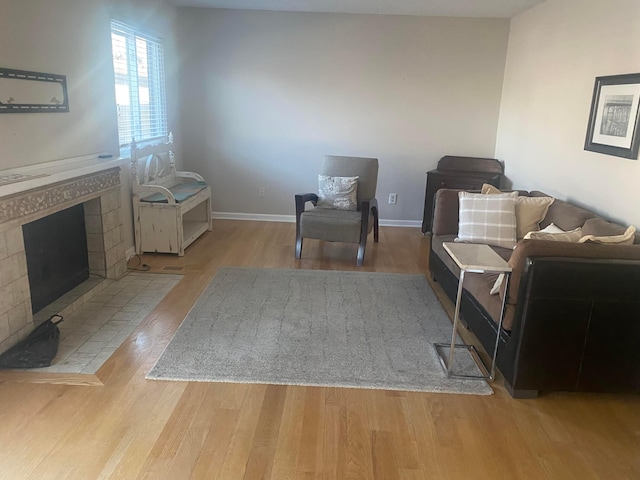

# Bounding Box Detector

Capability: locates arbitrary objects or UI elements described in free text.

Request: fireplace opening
[23,204,90,314]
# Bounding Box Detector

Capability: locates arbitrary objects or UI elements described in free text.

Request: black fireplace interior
[23,204,90,314]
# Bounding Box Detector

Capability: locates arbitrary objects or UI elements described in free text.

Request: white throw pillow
[524,223,565,237]
[524,227,583,242]
[317,175,359,211]
[490,274,505,296]
[456,191,518,249]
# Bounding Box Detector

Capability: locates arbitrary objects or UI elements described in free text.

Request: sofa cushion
[579,225,636,245]
[457,191,518,248]
[525,227,583,242]
[481,184,554,239]
[529,191,598,230]
[464,272,517,331]
[581,217,629,237]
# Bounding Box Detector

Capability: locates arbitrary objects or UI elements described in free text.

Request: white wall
[495,0,640,227]
[176,9,510,221]
[0,0,179,252]
[0,0,118,168]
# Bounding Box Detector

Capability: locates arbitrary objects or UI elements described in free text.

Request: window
[110,20,167,149]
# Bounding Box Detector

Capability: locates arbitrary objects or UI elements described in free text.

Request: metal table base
[434,244,511,381]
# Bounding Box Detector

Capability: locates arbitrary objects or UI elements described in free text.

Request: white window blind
[110,20,167,148]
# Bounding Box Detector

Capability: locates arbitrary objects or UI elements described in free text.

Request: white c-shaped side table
[434,242,512,380]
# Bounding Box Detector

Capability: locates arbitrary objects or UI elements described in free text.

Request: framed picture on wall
[584,73,640,160]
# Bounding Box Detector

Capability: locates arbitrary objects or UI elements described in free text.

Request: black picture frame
[584,73,640,160]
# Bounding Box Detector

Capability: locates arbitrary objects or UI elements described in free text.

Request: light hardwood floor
[0,220,638,479]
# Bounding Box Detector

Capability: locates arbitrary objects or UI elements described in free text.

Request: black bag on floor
[0,314,64,369]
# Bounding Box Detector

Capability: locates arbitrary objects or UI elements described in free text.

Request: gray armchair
[295,155,379,266]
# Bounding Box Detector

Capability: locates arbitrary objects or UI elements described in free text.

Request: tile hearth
[27,272,182,374]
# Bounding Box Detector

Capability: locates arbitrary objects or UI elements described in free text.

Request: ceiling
[168,0,546,18]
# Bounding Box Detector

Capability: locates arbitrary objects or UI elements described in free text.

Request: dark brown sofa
[430,188,640,398]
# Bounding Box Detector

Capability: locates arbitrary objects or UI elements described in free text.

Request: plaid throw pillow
[457,191,517,249]
[481,184,555,239]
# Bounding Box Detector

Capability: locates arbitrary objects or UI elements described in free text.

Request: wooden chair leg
[356,200,378,266]
[295,193,316,260]
[373,207,379,243]
[357,241,366,266]
[357,219,368,266]
[295,235,303,259]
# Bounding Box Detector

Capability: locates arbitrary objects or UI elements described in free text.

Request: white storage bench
[130,134,212,256]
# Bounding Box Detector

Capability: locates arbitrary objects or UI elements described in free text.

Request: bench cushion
[140,181,208,203]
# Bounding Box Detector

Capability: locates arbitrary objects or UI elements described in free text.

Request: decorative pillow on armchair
[317,175,359,211]
[456,191,518,249]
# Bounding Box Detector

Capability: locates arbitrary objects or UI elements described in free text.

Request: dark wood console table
[421,156,504,233]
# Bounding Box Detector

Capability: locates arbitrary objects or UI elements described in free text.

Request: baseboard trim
[211,212,420,228]
[380,219,422,228]
[212,212,295,223]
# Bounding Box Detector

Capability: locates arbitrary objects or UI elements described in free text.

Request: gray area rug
[147,267,493,395]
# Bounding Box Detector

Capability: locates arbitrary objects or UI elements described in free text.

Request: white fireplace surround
[0,155,128,354]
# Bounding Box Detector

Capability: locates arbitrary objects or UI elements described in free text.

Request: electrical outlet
[259,187,266,197]
[388,193,398,205]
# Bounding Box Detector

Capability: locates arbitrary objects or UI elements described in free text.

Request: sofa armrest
[506,256,640,393]
[506,240,640,305]
[431,189,462,235]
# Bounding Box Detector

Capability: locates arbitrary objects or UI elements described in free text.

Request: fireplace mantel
[0,154,128,354]
[0,155,127,230]
[0,154,127,193]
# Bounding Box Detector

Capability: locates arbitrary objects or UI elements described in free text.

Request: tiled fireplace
[0,156,127,353]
